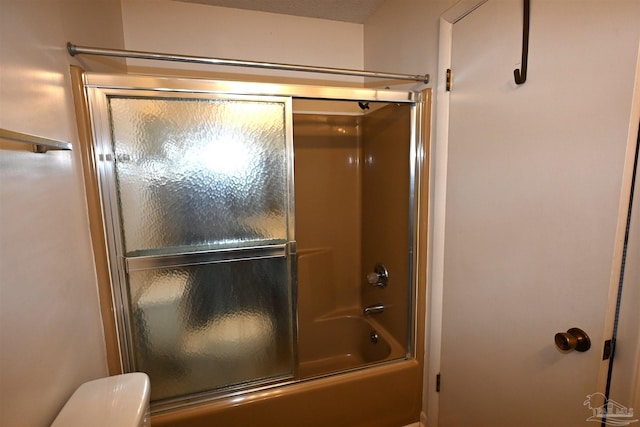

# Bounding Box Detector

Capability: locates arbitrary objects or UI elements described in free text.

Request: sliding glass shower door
[83,74,425,410]
[88,89,296,401]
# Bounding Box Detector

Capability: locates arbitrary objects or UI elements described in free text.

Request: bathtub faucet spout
[363,304,385,315]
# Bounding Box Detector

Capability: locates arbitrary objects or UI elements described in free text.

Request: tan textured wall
[294,104,413,357]
[294,113,362,323]
[361,104,412,350]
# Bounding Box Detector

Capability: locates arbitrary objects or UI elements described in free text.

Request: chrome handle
[366,263,388,288]
[554,327,591,352]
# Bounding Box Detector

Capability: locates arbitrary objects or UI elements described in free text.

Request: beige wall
[121,0,365,85]
[0,1,125,426]
[364,0,456,91]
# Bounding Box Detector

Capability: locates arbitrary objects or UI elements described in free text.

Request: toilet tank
[51,373,150,427]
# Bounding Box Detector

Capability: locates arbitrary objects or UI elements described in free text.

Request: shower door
[87,85,296,402]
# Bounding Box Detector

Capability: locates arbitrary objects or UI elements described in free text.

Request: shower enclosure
[80,73,427,417]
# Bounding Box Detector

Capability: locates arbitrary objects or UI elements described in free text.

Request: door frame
[426,2,488,425]
[606,42,640,412]
[427,1,640,426]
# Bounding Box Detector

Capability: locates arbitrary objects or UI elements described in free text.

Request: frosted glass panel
[129,257,293,401]
[108,97,288,255]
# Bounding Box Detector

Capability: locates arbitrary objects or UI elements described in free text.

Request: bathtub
[151,315,422,427]
[151,354,423,427]
[151,251,423,427]
[298,314,406,378]
[295,247,406,377]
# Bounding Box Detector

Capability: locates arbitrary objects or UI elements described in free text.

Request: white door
[437,1,639,426]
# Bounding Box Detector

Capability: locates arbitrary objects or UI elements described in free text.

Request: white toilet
[51,373,150,427]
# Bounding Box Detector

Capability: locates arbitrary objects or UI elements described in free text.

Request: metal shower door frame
[82,72,426,405]
[86,86,297,377]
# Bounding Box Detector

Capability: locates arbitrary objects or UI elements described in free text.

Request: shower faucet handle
[366,263,388,288]
[364,304,385,315]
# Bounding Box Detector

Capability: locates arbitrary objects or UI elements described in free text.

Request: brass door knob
[554,327,591,352]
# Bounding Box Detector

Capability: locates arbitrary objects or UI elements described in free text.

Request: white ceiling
[174,0,387,24]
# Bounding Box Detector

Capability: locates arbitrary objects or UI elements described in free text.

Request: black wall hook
[514,0,530,85]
